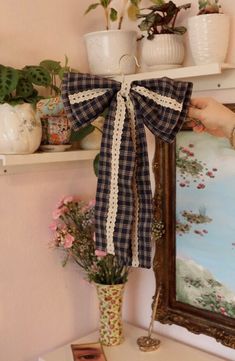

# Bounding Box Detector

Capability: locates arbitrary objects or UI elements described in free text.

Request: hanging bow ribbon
[62,73,192,269]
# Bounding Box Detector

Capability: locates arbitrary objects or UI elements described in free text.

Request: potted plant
[49,196,129,345]
[83,0,141,76]
[0,63,51,154]
[138,0,191,70]
[187,0,230,65]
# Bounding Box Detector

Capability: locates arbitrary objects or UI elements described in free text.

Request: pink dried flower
[64,234,75,248]
[52,206,67,220]
[49,221,58,231]
[63,195,74,205]
[95,249,107,257]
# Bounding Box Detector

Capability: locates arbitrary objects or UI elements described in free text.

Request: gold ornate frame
[152,106,235,348]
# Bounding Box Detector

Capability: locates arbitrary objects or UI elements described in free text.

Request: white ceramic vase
[79,116,104,150]
[187,14,230,65]
[84,30,137,76]
[140,34,185,71]
[0,103,42,154]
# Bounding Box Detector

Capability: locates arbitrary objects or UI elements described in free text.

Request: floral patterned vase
[96,283,125,346]
[37,96,71,145]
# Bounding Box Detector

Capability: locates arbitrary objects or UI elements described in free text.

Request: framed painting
[153,105,235,348]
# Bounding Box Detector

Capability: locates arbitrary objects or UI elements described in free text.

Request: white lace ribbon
[133,85,183,112]
[68,89,108,104]
[106,92,126,254]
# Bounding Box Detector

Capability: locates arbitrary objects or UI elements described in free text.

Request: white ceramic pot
[84,30,137,76]
[187,14,230,65]
[0,103,42,154]
[79,116,104,150]
[140,34,185,71]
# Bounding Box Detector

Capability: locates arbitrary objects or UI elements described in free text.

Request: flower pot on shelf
[37,96,72,151]
[84,30,137,76]
[96,283,125,346]
[0,103,42,154]
[139,34,185,71]
[187,13,230,65]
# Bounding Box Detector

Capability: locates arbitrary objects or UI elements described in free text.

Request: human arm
[187,97,235,139]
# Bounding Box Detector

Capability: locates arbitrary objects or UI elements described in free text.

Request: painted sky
[176,131,235,293]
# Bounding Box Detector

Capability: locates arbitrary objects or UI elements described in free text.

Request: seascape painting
[176,131,235,319]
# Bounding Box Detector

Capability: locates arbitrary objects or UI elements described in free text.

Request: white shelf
[0,149,98,175]
[114,62,235,92]
[2,63,235,175]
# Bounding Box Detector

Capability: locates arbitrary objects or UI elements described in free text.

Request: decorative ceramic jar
[187,14,230,65]
[37,96,71,146]
[84,30,137,76]
[96,283,125,346]
[140,34,185,71]
[0,103,42,154]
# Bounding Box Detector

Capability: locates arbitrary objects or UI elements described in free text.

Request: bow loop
[131,77,192,143]
[62,72,121,130]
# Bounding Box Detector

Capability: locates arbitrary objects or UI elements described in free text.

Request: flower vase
[96,283,125,346]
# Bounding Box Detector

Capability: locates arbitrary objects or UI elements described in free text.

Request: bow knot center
[120,81,131,99]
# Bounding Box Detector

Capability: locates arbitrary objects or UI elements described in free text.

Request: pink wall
[0,1,235,361]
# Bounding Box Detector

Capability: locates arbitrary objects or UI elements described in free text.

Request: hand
[187,97,235,139]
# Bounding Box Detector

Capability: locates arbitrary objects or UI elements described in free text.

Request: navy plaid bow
[62,73,192,268]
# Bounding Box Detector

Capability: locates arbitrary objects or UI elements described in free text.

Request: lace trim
[106,93,126,255]
[68,89,108,104]
[126,98,139,267]
[133,85,183,112]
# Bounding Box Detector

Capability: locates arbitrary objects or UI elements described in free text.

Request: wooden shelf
[0,149,98,175]
[114,62,235,92]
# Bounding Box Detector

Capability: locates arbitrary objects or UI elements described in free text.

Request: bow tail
[95,93,135,266]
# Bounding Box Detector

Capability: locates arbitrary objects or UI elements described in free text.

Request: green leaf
[70,124,95,142]
[40,59,61,73]
[110,7,117,21]
[84,3,100,14]
[150,0,165,5]
[16,78,34,98]
[93,153,100,177]
[24,66,51,86]
[0,65,19,97]
[130,0,141,6]
[100,0,111,8]
[127,4,140,20]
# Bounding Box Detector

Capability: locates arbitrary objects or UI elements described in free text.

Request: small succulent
[198,0,221,14]
[85,0,141,30]
[138,0,191,40]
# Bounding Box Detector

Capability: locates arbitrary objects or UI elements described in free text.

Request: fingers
[188,106,204,122]
[190,97,210,109]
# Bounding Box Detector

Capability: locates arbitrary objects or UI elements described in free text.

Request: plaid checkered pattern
[62,73,193,268]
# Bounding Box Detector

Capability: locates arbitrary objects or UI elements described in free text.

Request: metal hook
[118,54,140,82]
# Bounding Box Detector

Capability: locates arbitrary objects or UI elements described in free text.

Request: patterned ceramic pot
[40,115,71,145]
[96,283,125,346]
[0,103,42,154]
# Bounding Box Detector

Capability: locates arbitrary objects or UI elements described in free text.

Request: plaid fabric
[62,73,193,268]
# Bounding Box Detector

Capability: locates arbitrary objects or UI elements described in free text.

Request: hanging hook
[118,54,140,82]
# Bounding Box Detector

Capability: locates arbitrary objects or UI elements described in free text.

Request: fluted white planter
[140,34,185,71]
[0,103,42,154]
[188,14,230,65]
[84,30,137,76]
